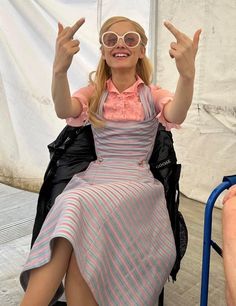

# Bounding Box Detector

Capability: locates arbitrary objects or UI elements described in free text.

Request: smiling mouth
[113,53,130,58]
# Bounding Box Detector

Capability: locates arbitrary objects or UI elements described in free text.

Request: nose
[116,37,125,47]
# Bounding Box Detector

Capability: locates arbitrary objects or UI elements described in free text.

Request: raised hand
[164,21,201,80]
[53,18,85,74]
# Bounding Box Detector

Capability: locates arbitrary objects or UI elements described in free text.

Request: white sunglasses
[101,31,142,48]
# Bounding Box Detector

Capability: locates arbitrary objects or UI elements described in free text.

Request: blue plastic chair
[200,175,236,306]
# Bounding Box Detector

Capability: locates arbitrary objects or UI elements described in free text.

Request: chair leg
[158,288,164,306]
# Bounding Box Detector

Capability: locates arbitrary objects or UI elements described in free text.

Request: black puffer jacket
[31,123,187,283]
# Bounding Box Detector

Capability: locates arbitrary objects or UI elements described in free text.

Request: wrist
[52,69,68,78]
[52,62,69,77]
[179,67,195,81]
[179,74,195,84]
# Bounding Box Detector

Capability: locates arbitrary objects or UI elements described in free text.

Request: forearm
[51,71,81,119]
[164,75,194,124]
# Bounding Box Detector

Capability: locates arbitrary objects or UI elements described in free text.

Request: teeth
[114,53,128,57]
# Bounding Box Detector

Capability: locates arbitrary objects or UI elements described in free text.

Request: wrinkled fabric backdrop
[0,0,235,206]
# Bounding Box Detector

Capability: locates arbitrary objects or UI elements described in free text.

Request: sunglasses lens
[102,32,141,48]
[102,32,118,47]
[124,32,140,47]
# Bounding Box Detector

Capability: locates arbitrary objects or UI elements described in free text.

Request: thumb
[58,22,64,34]
[193,29,202,51]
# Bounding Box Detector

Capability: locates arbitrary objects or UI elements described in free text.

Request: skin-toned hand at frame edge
[222,185,236,306]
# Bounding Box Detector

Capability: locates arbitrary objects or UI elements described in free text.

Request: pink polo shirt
[67,76,178,130]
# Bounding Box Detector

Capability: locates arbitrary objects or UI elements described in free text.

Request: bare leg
[20,237,72,306]
[65,252,98,306]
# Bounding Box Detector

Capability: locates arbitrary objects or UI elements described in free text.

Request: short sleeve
[66,84,94,127]
[150,84,180,131]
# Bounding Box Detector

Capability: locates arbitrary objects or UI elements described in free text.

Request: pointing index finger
[164,21,181,40]
[70,18,85,37]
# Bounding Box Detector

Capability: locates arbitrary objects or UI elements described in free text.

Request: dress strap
[138,84,156,119]
[97,90,109,117]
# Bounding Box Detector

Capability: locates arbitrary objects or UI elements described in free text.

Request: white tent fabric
[155,0,236,205]
[0,0,235,206]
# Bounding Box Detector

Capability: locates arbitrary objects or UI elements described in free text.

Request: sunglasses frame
[101,31,142,49]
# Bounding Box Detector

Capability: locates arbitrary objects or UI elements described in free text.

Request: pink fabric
[66,76,179,130]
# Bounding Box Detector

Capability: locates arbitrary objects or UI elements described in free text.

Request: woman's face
[101,21,145,73]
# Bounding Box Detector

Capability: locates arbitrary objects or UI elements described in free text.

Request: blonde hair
[88,16,153,127]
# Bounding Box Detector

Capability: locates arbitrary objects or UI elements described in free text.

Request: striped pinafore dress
[20,85,176,306]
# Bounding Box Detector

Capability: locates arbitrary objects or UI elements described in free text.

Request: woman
[20,16,201,306]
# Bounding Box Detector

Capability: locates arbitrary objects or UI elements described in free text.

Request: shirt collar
[106,75,144,94]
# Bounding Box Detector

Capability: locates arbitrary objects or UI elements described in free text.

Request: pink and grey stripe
[20,84,176,305]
